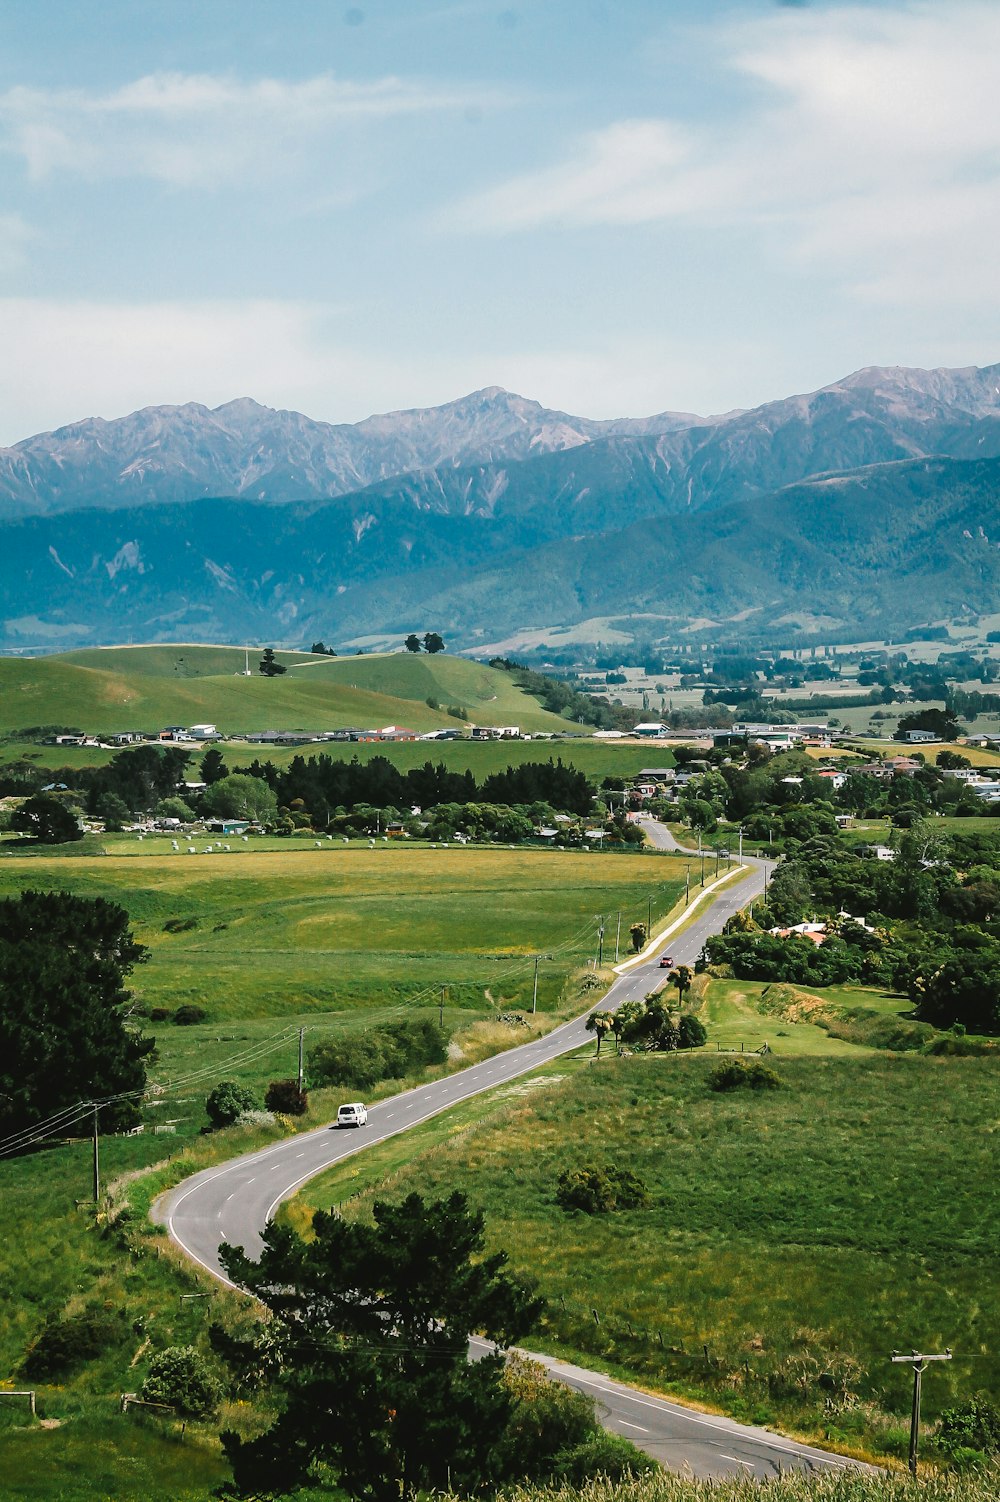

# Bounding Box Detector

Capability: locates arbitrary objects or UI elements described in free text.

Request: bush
[265,1079,308,1116]
[174,1004,207,1026]
[938,1394,1000,1455]
[205,1080,261,1128]
[708,1060,783,1092]
[140,1344,222,1418]
[495,1354,597,1482]
[163,916,198,933]
[309,1017,448,1091]
[678,1015,707,1049]
[22,1309,123,1378]
[556,1164,650,1214]
[551,1430,659,1484]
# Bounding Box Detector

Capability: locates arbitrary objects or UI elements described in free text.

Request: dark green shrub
[23,1309,123,1378]
[551,1431,658,1483]
[556,1164,650,1214]
[174,1004,207,1025]
[709,1060,783,1092]
[163,916,198,933]
[495,1354,596,1482]
[140,1344,222,1418]
[148,1006,171,1022]
[938,1394,1000,1455]
[678,1014,708,1048]
[205,1080,261,1128]
[265,1079,308,1116]
[309,1017,448,1091]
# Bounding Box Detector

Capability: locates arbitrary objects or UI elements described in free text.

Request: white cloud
[0,71,494,187]
[0,296,765,445]
[447,1,1000,308]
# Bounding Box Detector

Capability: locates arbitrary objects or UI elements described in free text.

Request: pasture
[0,842,690,1023]
[0,645,581,738]
[291,985,1000,1463]
[0,838,693,1497]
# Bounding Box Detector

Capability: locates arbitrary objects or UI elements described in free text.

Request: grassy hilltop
[0,645,582,738]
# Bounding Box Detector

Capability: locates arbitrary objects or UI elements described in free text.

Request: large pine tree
[0,891,152,1140]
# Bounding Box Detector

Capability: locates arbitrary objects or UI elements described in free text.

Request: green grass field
[0,735,672,783]
[0,837,696,1498]
[0,645,582,738]
[289,980,999,1464]
[0,843,689,1022]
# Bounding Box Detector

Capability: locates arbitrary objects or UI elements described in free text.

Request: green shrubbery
[708,1060,782,1092]
[205,1080,261,1128]
[140,1344,222,1418]
[22,1308,125,1378]
[937,1393,1000,1458]
[556,1164,650,1214]
[265,1079,308,1116]
[309,1017,448,1091]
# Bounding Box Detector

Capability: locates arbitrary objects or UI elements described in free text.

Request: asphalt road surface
[158,830,862,1480]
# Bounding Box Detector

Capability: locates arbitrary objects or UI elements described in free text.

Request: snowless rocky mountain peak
[2,360,1000,521]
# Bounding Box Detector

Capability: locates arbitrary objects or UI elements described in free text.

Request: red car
[658,954,675,969]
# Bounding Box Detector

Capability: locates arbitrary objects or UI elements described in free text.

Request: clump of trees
[259,647,287,676]
[404,632,445,653]
[309,1018,448,1091]
[265,1079,308,1116]
[23,1308,127,1378]
[587,996,707,1056]
[12,793,82,844]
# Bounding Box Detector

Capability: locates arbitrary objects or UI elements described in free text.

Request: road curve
[157,834,861,1480]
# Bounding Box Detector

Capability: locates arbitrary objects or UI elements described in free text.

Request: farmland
[0,842,689,1022]
[0,836,695,1499]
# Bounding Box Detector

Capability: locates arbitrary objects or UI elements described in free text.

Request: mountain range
[2,362,999,652]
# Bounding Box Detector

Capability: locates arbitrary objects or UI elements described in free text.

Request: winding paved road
[157,830,861,1481]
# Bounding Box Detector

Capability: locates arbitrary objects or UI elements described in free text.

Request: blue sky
[0,0,997,441]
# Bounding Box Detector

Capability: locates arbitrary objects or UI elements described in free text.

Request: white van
[336,1102,368,1128]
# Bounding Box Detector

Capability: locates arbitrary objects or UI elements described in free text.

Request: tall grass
[299,1052,1000,1461]
[483,1470,1000,1502]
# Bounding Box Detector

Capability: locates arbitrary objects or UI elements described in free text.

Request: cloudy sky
[0,0,996,442]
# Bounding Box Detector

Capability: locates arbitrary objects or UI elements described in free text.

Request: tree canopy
[217,1191,542,1501]
[12,794,82,844]
[0,890,152,1139]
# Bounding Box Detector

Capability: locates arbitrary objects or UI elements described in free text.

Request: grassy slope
[290,982,999,1463]
[0,645,580,736]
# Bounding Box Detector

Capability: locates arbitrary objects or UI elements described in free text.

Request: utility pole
[527,957,541,1014]
[890,1350,952,1476]
[647,893,652,934]
[297,1028,305,1092]
[700,847,706,887]
[714,846,720,879]
[738,827,744,863]
[440,986,447,1026]
[614,911,621,964]
[597,917,605,968]
[92,1104,100,1204]
[685,867,690,906]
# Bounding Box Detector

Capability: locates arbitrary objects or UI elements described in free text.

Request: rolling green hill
[0,646,583,737]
